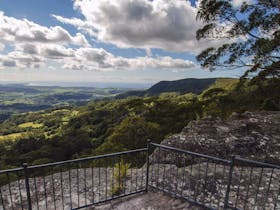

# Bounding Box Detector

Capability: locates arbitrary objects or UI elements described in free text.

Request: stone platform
[93,191,204,210]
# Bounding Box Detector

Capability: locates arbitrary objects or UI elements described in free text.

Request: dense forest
[0,77,279,170]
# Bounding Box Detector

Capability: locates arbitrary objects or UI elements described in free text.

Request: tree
[196,0,280,81]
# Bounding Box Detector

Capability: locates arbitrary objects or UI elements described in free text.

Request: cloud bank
[0,10,195,71]
[54,0,225,53]
[1,0,222,71]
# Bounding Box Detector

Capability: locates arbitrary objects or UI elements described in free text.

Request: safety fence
[0,141,279,210]
[148,142,280,210]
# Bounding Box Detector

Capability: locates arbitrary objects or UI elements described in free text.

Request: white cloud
[40,45,75,59]
[53,0,226,53]
[62,47,196,71]
[0,11,89,46]
[0,9,196,72]
[0,51,44,69]
[0,42,4,51]
[52,15,98,37]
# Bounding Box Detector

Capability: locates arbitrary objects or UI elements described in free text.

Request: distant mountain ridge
[116,78,220,98]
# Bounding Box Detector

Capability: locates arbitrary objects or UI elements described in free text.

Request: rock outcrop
[158,111,280,164]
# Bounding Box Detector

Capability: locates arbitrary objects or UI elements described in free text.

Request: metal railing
[0,141,279,210]
[147,142,280,210]
[0,148,147,210]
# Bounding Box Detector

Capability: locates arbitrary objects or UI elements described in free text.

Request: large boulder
[156,111,280,164]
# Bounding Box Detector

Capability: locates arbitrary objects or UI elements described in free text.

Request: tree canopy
[196,0,280,81]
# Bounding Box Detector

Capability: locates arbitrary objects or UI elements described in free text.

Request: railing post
[145,139,151,192]
[224,155,235,210]
[23,163,32,210]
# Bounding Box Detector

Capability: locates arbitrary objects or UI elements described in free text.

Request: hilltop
[116,78,232,99]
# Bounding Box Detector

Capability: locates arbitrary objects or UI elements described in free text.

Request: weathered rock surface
[1,163,279,210]
[94,191,203,210]
[148,163,279,210]
[157,111,280,164]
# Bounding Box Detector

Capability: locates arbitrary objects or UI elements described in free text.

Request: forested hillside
[0,78,279,170]
[116,78,218,98]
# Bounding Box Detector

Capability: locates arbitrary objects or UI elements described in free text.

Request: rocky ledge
[159,111,280,164]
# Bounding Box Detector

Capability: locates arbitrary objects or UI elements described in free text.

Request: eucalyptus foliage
[196,0,280,80]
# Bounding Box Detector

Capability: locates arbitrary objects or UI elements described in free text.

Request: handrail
[0,167,24,174]
[150,142,231,164]
[235,156,280,169]
[28,148,147,169]
[0,142,279,210]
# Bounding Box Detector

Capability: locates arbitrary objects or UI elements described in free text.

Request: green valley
[0,84,128,122]
[0,77,279,170]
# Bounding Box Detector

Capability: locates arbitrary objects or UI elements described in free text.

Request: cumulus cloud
[52,15,98,36]
[0,8,196,72]
[0,11,89,46]
[40,45,75,59]
[62,47,195,71]
[0,42,4,51]
[0,51,44,69]
[53,0,226,53]
[2,59,16,67]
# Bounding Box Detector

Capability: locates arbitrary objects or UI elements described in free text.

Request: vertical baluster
[252,167,264,209]
[203,159,209,204]
[60,168,64,210]
[98,165,101,202]
[175,152,179,195]
[141,152,144,190]
[189,157,194,198]
[0,186,5,210]
[211,162,217,207]
[105,159,108,199]
[161,149,166,191]
[123,156,127,194]
[6,173,14,210]
[243,167,254,210]
[156,148,161,189]
[181,156,186,197]
[218,164,226,209]
[194,158,201,202]
[33,175,39,210]
[234,166,244,209]
[84,167,87,205]
[51,172,56,210]
[263,168,274,210]
[146,140,151,192]
[135,155,138,192]
[91,165,94,203]
[150,149,155,188]
[111,158,115,198]
[130,154,133,193]
[224,156,235,210]
[68,166,72,209]
[16,171,24,210]
[43,174,48,210]
[77,166,80,207]
[168,151,172,193]
[274,182,280,210]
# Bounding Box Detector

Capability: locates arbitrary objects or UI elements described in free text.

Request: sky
[0,0,246,85]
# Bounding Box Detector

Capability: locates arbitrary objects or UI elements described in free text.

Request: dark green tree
[196,0,280,80]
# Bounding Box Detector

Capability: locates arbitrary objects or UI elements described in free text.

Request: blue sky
[0,0,244,85]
